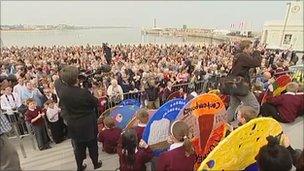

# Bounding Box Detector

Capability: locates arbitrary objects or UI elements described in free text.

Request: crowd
[0,39,303,171]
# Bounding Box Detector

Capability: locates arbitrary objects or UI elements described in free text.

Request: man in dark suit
[54,66,102,171]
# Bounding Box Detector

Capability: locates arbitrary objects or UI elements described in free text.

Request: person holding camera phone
[54,66,102,171]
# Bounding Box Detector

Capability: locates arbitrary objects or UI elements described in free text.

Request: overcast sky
[1,1,287,31]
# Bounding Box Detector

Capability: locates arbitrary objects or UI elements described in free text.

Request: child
[117,129,153,171]
[245,136,293,171]
[260,82,304,123]
[157,121,196,171]
[44,100,65,144]
[96,88,107,116]
[236,106,258,126]
[133,108,149,141]
[25,98,50,150]
[98,116,122,154]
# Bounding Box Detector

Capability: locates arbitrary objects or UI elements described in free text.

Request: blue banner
[110,105,140,129]
[142,99,187,145]
[119,99,141,107]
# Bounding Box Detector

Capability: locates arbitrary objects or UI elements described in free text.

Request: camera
[78,64,111,89]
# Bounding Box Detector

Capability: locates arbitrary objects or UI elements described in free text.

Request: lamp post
[280,2,292,47]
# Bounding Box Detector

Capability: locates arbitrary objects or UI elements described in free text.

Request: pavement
[11,116,303,171]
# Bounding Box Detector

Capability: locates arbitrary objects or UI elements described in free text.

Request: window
[283,34,292,45]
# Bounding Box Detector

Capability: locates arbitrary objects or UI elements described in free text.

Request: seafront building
[261,1,303,52]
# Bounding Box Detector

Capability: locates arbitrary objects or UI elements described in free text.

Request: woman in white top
[44,100,65,143]
[107,79,123,105]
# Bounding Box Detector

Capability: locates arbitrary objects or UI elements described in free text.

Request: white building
[261,1,303,52]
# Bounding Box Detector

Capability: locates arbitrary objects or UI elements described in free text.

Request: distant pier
[141,28,254,42]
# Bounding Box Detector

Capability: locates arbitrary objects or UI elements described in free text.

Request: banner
[177,93,228,161]
[199,118,283,171]
[167,91,185,101]
[119,99,141,107]
[142,99,187,147]
[273,74,292,96]
[109,105,140,129]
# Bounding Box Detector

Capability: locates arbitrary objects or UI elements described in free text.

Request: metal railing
[103,79,212,110]
[5,112,37,158]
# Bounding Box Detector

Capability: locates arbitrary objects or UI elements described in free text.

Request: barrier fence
[104,79,212,109]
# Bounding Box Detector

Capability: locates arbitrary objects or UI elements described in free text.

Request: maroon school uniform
[133,124,146,141]
[117,145,153,171]
[157,144,196,171]
[270,92,304,123]
[25,107,45,126]
[98,127,122,154]
[98,97,107,115]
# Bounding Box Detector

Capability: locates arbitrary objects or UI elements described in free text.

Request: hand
[166,135,174,144]
[139,139,149,149]
[268,78,275,84]
[280,134,290,148]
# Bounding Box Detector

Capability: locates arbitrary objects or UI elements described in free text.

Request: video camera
[78,64,111,89]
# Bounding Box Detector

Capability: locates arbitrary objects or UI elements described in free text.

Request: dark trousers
[32,124,50,150]
[48,118,65,144]
[71,139,99,171]
[260,103,287,123]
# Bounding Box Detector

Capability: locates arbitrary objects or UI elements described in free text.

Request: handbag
[219,75,250,96]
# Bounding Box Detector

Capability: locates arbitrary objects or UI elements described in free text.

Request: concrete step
[13,139,119,170]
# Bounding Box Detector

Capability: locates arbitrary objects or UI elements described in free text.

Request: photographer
[225,40,261,122]
[54,66,102,171]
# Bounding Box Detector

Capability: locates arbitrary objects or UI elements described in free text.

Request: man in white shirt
[1,83,22,123]
[13,77,25,98]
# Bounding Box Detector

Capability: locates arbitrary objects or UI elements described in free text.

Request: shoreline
[0,27,135,33]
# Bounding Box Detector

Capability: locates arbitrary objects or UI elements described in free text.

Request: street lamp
[280,2,292,47]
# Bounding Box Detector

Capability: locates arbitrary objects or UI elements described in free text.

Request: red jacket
[157,146,196,171]
[269,92,304,123]
[98,127,122,154]
[117,145,153,171]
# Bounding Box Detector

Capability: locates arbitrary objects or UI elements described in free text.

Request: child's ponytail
[183,136,195,157]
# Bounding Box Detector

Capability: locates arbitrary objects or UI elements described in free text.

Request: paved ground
[11,117,303,171]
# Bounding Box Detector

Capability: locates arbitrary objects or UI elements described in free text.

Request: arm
[242,51,262,68]
[138,147,153,164]
[98,131,105,143]
[14,93,22,108]
[268,95,284,105]
[118,86,124,100]
[31,113,42,123]
[46,109,58,121]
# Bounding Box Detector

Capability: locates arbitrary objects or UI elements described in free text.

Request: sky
[1,1,288,31]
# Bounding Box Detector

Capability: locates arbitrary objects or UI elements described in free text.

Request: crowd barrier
[104,79,213,110]
[5,112,37,158]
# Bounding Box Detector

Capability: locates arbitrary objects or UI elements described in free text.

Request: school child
[157,121,196,171]
[98,116,122,154]
[132,108,149,141]
[44,99,65,144]
[245,136,293,171]
[117,129,153,171]
[25,98,50,150]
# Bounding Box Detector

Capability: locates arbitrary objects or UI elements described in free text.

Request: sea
[0,27,223,47]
